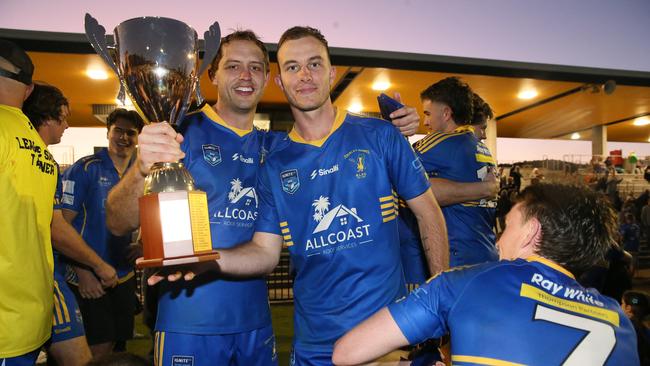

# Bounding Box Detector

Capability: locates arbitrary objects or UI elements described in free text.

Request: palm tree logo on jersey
[311,195,364,234]
[312,196,331,222]
[227,178,258,207]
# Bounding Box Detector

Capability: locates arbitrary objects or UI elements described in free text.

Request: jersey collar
[288,108,346,148]
[526,256,575,279]
[201,104,252,137]
[453,125,475,134]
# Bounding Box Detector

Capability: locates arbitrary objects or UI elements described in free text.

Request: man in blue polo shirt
[60,108,143,358]
[334,183,640,366]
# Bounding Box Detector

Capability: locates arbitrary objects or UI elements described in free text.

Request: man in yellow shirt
[0,39,56,365]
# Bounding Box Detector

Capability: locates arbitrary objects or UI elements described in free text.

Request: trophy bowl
[85,14,221,267]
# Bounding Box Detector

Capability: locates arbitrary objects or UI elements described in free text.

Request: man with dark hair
[334,183,640,366]
[408,77,498,268]
[24,83,118,366]
[107,28,422,366]
[470,92,493,141]
[58,107,142,358]
[145,25,447,365]
[0,39,55,366]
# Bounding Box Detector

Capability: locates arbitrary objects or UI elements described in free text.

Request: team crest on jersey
[344,149,369,179]
[171,355,194,366]
[281,169,300,194]
[202,144,221,166]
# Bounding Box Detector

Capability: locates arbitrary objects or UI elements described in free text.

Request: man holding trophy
[99,14,421,364]
[106,29,279,365]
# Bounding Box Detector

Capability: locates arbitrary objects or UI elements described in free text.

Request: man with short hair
[0,39,56,365]
[107,29,422,366]
[59,107,143,358]
[107,30,281,366]
[333,183,640,366]
[411,77,498,267]
[147,26,448,365]
[23,83,119,366]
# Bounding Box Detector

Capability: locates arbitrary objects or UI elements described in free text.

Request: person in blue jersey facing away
[410,77,498,268]
[24,83,119,366]
[399,84,499,293]
[59,108,143,358]
[333,183,640,366]
[147,26,449,366]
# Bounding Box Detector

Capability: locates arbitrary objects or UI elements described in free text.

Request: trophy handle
[84,13,120,77]
[194,21,221,106]
[197,21,221,78]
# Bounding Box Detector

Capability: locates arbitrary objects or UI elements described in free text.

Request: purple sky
[2,0,649,72]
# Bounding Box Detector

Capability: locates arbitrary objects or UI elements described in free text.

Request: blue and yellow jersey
[413,126,497,267]
[52,167,67,281]
[155,104,272,334]
[255,109,430,350]
[389,257,639,365]
[0,105,56,357]
[59,148,134,280]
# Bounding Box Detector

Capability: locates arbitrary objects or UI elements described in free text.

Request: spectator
[620,213,641,271]
[509,165,522,192]
[641,199,650,241]
[622,291,650,365]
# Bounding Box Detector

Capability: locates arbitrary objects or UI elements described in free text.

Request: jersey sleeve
[253,161,281,235]
[59,161,90,213]
[383,126,430,200]
[388,272,453,344]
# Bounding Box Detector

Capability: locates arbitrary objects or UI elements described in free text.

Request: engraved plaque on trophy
[85,14,221,267]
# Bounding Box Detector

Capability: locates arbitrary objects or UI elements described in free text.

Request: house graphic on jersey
[313,201,364,234]
[228,178,258,207]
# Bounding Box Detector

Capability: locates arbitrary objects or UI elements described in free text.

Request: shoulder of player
[68,153,103,173]
[414,131,469,156]
[343,112,395,131]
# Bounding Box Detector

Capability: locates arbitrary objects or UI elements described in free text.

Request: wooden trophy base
[136,250,220,268]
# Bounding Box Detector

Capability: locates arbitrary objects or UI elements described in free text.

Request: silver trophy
[84,14,221,267]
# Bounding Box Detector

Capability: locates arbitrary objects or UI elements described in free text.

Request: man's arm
[61,208,110,298]
[332,308,409,366]
[429,171,498,207]
[106,123,185,235]
[148,231,284,284]
[406,189,449,273]
[51,209,117,287]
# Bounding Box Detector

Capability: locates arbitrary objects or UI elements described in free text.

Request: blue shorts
[51,278,85,343]
[154,325,277,366]
[290,345,333,366]
[0,349,40,366]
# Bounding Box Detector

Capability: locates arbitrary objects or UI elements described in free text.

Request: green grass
[126,304,294,364]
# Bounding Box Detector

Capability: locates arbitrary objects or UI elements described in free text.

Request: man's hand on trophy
[146,260,220,286]
[136,122,186,177]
